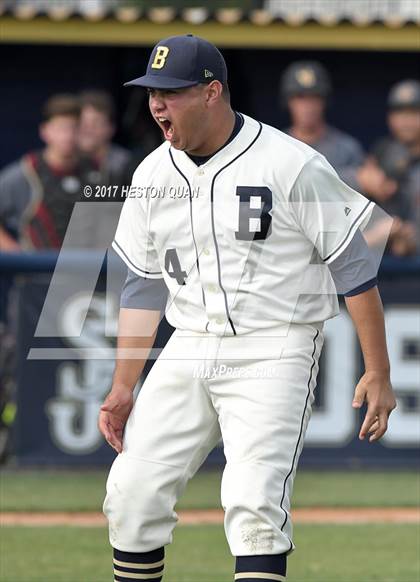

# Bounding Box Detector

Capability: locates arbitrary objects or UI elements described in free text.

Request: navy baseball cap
[388,79,420,110]
[124,34,227,90]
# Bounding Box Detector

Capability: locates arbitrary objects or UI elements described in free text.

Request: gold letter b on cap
[151,46,169,69]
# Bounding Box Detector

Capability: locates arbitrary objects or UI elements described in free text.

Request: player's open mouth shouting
[148,87,176,142]
[149,87,191,148]
[157,116,174,140]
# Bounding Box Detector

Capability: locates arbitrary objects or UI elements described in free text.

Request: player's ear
[205,80,223,106]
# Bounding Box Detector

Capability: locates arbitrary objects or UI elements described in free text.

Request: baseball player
[371,79,420,254]
[280,60,365,189]
[99,35,396,582]
[279,60,398,202]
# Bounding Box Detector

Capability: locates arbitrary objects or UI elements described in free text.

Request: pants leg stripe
[279,329,320,538]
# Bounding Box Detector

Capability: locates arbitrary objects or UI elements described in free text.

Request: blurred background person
[0,94,97,459]
[79,89,133,188]
[370,80,420,256]
[0,93,99,251]
[280,60,397,201]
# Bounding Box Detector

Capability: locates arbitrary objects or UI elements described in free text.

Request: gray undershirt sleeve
[120,267,168,311]
[328,229,377,296]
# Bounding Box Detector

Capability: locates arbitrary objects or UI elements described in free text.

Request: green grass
[1,469,419,512]
[1,524,419,581]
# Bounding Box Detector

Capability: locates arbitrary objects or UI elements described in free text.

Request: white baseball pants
[103,322,323,556]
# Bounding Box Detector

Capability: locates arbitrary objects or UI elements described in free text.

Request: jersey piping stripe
[209,121,263,336]
[279,328,320,547]
[112,239,162,277]
[168,149,206,308]
[323,200,373,263]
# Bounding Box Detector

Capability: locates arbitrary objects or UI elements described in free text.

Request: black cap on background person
[387,79,420,111]
[280,61,331,104]
[386,79,420,150]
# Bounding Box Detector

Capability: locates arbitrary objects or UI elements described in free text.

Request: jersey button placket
[201,239,228,334]
[189,170,215,330]
[191,168,228,333]
[199,246,226,330]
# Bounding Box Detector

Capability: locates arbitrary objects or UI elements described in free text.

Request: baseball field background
[1,467,419,581]
[1,1,419,581]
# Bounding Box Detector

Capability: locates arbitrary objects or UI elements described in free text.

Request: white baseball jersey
[112,113,374,335]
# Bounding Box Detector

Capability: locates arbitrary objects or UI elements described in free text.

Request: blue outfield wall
[0,251,419,468]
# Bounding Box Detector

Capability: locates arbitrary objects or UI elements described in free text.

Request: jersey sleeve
[111,179,162,279]
[290,154,375,264]
[327,228,377,295]
[120,267,168,310]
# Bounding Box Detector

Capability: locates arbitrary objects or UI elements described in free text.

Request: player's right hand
[98,386,134,454]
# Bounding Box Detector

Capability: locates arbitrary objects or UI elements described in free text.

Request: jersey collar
[169,113,262,178]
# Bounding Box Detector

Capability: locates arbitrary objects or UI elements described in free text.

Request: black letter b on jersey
[235,186,272,241]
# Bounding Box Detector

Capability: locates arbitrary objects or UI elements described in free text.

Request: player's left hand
[99,386,134,454]
[352,371,396,442]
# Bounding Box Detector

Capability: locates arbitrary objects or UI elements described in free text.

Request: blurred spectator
[280,60,363,187]
[370,80,420,255]
[0,93,99,251]
[0,94,100,460]
[79,89,133,188]
[280,60,396,199]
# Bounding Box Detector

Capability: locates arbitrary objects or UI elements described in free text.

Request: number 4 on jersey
[165,248,187,285]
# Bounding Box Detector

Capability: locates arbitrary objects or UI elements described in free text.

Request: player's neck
[43,147,78,172]
[187,107,236,157]
[291,122,326,145]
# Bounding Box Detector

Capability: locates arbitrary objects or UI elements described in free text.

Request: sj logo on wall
[15,255,419,465]
[45,294,118,455]
[306,307,419,448]
[42,296,419,456]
